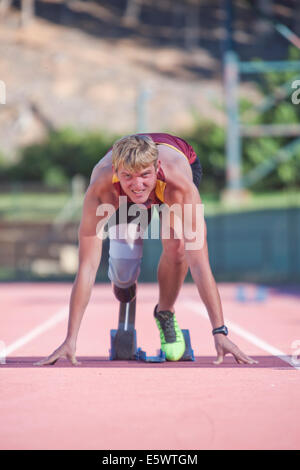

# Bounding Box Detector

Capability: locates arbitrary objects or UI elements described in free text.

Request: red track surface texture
[0,283,300,450]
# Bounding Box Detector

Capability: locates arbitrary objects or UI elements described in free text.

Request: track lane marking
[183,301,300,370]
[3,296,299,370]
[3,306,69,356]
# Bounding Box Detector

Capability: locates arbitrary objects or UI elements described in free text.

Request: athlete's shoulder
[161,153,193,186]
[85,159,115,204]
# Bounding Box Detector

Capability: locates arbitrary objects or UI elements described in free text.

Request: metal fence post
[136,86,152,133]
[224,51,241,193]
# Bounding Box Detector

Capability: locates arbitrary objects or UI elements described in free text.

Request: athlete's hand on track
[213,335,258,365]
[34,340,80,366]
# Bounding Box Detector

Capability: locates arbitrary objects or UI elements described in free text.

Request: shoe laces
[155,310,177,342]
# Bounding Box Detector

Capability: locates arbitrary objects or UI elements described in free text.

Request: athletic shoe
[154,305,185,361]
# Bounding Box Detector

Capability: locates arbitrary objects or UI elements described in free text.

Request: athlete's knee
[108,257,141,289]
[161,239,186,263]
[108,236,143,288]
[109,258,138,302]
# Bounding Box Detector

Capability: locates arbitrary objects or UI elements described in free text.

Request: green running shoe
[154,305,185,361]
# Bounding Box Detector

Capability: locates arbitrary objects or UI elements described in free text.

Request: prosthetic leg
[109,284,138,360]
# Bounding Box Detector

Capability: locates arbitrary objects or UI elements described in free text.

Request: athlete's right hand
[34,340,80,366]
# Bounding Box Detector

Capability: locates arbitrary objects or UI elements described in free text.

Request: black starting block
[109,296,195,362]
[109,297,137,360]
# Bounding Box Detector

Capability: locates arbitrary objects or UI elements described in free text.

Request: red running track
[0,282,300,450]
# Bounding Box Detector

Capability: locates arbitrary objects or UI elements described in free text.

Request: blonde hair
[112,134,158,173]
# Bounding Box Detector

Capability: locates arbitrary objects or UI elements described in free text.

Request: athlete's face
[116,162,160,204]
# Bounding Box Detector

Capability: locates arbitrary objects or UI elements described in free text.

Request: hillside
[0,0,296,159]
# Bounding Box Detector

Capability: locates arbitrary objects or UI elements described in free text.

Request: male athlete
[36,133,257,365]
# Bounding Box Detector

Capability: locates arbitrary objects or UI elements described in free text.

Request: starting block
[135,330,195,362]
[180,329,195,361]
[109,297,137,360]
[109,297,194,362]
[110,329,137,360]
[136,348,166,363]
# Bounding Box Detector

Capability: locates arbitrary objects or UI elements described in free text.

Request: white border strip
[3,306,69,356]
[124,303,129,331]
[184,301,300,370]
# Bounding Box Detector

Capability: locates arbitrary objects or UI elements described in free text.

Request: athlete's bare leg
[157,236,188,312]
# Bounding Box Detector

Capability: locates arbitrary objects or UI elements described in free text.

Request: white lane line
[183,301,300,370]
[3,306,69,356]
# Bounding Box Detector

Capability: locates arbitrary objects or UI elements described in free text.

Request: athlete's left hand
[213,334,259,365]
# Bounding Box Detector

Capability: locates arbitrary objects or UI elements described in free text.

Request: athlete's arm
[64,184,105,344]
[35,179,112,366]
